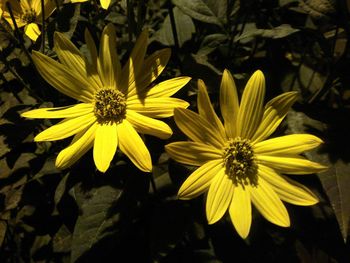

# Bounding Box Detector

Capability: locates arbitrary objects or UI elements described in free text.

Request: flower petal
[54,32,100,93]
[178,160,223,200]
[126,110,172,139]
[120,29,148,94]
[198,79,226,140]
[117,120,152,172]
[34,113,96,141]
[236,70,265,139]
[254,134,323,155]
[56,122,97,169]
[165,141,222,166]
[258,165,318,205]
[229,185,251,239]
[206,169,234,224]
[251,91,298,143]
[220,69,239,138]
[100,0,111,9]
[174,108,225,149]
[129,77,191,99]
[84,28,99,76]
[256,155,328,174]
[24,23,40,41]
[250,177,290,227]
[93,123,118,172]
[128,49,171,98]
[127,97,189,118]
[21,103,93,119]
[32,51,94,102]
[98,23,121,88]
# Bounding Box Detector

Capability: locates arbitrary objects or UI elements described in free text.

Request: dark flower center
[223,137,258,187]
[21,9,36,24]
[94,89,126,124]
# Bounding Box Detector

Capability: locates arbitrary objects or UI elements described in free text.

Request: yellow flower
[165,70,327,239]
[21,24,190,173]
[71,0,112,10]
[0,0,56,41]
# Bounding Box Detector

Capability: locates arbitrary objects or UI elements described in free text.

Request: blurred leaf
[154,6,195,47]
[55,173,69,205]
[173,0,227,26]
[237,24,299,41]
[30,234,51,258]
[70,185,123,262]
[0,221,6,247]
[53,224,72,253]
[287,110,350,242]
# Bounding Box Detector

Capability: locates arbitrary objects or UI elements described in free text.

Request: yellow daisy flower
[165,70,327,239]
[21,24,190,173]
[70,0,112,10]
[0,0,56,41]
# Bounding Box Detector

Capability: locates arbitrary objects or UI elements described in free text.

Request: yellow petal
[174,108,225,149]
[54,32,99,93]
[128,76,191,100]
[254,134,323,155]
[32,51,94,102]
[43,0,56,19]
[128,49,171,98]
[56,123,97,169]
[127,97,189,118]
[126,110,172,139]
[93,123,118,172]
[100,0,111,9]
[34,113,96,141]
[120,29,148,94]
[251,91,298,143]
[236,70,265,139]
[250,177,290,227]
[178,160,223,200]
[165,141,222,166]
[229,185,251,239]
[84,28,99,77]
[117,120,152,172]
[24,23,40,41]
[220,69,239,138]
[197,79,226,140]
[258,165,318,205]
[21,103,93,119]
[98,24,121,88]
[256,155,328,174]
[206,169,234,224]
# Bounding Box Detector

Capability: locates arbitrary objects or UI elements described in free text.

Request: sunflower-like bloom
[70,0,111,10]
[21,24,190,173]
[0,0,55,41]
[165,70,327,239]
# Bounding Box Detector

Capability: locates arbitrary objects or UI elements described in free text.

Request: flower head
[0,0,56,41]
[165,70,327,239]
[22,24,190,173]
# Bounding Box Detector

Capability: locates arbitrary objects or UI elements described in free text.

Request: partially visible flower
[71,0,112,10]
[21,24,190,173]
[166,70,327,239]
[0,0,56,41]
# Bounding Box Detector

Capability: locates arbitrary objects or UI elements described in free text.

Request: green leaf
[154,6,195,47]
[237,24,300,41]
[287,109,350,242]
[0,221,7,247]
[53,224,72,253]
[173,0,227,26]
[70,185,123,262]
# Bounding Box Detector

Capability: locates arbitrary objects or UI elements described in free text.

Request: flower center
[223,137,258,187]
[93,89,127,124]
[21,9,37,24]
